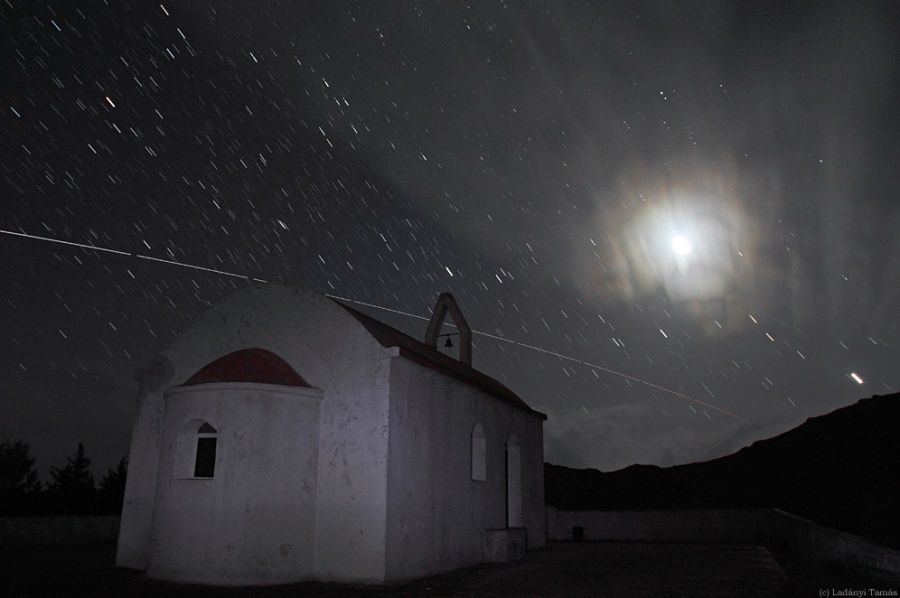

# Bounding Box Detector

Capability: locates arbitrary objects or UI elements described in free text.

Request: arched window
[471,423,486,481]
[193,422,217,478]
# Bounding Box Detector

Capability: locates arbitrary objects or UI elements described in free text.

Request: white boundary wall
[546,506,900,576]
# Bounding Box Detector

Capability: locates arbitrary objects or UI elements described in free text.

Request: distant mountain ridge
[545,392,900,549]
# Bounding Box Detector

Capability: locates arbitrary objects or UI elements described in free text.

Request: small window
[194,423,217,478]
[471,423,486,481]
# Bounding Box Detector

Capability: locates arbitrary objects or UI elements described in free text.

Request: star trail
[2,1,898,474]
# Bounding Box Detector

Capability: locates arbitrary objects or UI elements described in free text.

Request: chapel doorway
[505,434,523,527]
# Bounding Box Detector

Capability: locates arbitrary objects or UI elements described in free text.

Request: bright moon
[671,235,692,256]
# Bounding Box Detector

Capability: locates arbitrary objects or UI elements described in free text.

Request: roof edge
[397,347,547,420]
[331,298,546,420]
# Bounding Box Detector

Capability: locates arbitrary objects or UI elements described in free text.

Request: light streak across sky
[0,228,736,417]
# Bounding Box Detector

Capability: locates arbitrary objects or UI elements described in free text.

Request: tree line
[0,439,127,516]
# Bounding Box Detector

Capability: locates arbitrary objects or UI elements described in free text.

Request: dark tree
[48,443,96,515]
[0,439,42,515]
[98,457,128,514]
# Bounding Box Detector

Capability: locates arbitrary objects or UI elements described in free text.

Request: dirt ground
[2,541,896,597]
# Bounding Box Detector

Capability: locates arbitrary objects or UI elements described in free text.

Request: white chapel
[116,284,546,585]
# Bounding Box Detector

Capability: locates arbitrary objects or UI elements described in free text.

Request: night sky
[3,1,898,477]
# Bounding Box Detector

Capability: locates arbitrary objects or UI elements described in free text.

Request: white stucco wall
[116,358,172,569]
[117,285,394,584]
[311,341,393,583]
[147,383,321,585]
[384,357,545,581]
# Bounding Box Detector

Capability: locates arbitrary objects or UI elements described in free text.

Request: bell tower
[425,292,472,367]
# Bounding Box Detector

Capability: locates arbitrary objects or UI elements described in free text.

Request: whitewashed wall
[384,357,545,581]
[117,285,394,584]
[147,383,321,585]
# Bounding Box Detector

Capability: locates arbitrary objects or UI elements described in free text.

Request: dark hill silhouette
[545,392,900,549]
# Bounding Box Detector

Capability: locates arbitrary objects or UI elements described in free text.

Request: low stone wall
[0,516,120,546]
[769,509,900,574]
[546,507,768,544]
[483,527,528,563]
[545,507,900,577]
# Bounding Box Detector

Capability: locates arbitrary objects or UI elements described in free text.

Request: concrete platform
[4,541,896,596]
[400,542,786,597]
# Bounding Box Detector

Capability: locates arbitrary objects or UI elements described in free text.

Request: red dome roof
[181,348,310,387]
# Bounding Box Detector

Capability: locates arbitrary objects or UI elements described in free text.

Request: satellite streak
[1,228,737,417]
